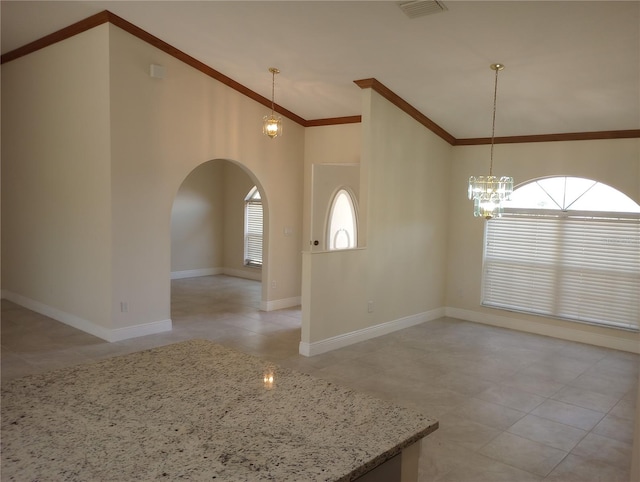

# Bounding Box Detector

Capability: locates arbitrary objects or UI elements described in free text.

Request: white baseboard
[445,307,640,354]
[261,296,301,312]
[108,319,172,342]
[222,268,262,281]
[299,308,446,357]
[1,290,172,343]
[170,268,222,280]
[170,267,262,282]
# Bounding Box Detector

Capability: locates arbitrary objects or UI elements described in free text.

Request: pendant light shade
[468,64,513,219]
[263,67,282,139]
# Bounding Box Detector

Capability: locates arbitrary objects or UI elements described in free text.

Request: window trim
[244,186,263,268]
[327,188,358,251]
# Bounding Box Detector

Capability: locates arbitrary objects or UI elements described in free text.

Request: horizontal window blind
[483,215,640,331]
[245,201,263,267]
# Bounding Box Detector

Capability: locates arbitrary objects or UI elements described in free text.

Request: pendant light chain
[467,63,513,219]
[263,67,282,139]
[489,65,500,177]
[270,69,276,115]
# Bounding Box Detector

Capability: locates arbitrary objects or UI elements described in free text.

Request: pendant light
[468,63,513,219]
[263,67,283,139]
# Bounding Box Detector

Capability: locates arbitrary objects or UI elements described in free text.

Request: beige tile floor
[1,274,638,481]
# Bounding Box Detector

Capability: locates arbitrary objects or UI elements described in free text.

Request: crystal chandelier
[468,63,513,219]
[263,67,282,139]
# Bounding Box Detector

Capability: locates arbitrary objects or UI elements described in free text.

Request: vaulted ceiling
[2,1,639,140]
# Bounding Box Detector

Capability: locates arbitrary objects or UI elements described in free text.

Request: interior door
[310,163,360,251]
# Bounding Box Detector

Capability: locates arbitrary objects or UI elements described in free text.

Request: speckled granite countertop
[2,339,438,481]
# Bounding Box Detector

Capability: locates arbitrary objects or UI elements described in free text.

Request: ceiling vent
[398,0,447,18]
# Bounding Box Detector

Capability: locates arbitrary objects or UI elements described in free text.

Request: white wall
[1,25,114,336]
[301,89,451,353]
[447,138,640,352]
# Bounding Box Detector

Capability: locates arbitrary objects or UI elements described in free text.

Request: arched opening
[483,176,640,331]
[170,158,268,323]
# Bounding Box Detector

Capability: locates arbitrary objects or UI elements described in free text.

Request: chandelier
[263,67,283,139]
[468,63,513,219]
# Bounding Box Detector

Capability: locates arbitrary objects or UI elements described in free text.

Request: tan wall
[1,26,113,332]
[222,162,262,279]
[2,23,304,336]
[302,89,451,346]
[108,24,303,327]
[446,138,640,350]
[170,161,224,273]
[632,375,640,481]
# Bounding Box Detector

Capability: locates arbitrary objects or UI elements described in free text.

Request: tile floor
[1,274,638,481]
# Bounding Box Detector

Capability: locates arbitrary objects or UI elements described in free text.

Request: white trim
[171,267,262,282]
[170,268,222,280]
[445,307,640,354]
[107,319,172,342]
[222,268,262,281]
[261,296,301,312]
[299,308,445,356]
[1,290,172,343]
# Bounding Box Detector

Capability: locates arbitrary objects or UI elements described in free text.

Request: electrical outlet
[271,280,277,289]
[120,301,129,313]
[367,301,374,313]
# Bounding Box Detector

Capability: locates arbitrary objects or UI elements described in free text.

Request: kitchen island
[2,339,438,481]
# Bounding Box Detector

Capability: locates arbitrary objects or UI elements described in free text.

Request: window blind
[245,201,263,267]
[483,215,640,331]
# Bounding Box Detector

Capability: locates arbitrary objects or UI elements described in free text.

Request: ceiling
[2,1,639,139]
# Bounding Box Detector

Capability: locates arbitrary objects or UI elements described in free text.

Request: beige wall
[632,374,640,481]
[222,162,262,279]
[1,26,113,334]
[171,161,224,274]
[301,89,451,349]
[446,138,640,351]
[108,23,303,327]
[1,23,304,338]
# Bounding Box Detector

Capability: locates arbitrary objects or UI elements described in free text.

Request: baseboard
[299,308,446,357]
[170,268,222,280]
[170,267,262,282]
[445,307,640,354]
[107,319,173,342]
[222,268,262,282]
[261,296,301,312]
[1,290,172,343]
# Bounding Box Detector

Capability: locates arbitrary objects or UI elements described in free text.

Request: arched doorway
[170,158,269,320]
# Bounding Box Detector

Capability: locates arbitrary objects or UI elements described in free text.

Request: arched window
[327,189,358,250]
[244,186,263,267]
[483,177,639,331]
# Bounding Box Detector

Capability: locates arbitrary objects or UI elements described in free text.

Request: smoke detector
[398,1,447,19]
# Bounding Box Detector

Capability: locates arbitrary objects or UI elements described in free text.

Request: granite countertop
[2,339,438,481]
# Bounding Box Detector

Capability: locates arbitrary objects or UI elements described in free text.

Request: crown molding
[1,10,111,64]
[1,10,307,127]
[354,78,457,145]
[3,10,639,144]
[455,129,640,145]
